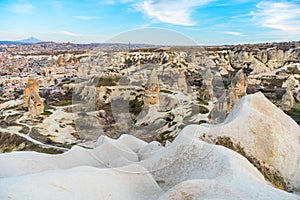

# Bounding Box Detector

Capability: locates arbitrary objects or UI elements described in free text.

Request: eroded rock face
[57,55,66,66]
[281,89,295,111]
[28,91,44,116]
[231,69,248,98]
[177,70,188,93]
[192,92,300,192]
[280,76,298,111]
[202,68,214,101]
[23,78,44,116]
[144,69,160,105]
[228,69,248,111]
[0,133,299,199]
[296,90,300,102]
[23,77,39,106]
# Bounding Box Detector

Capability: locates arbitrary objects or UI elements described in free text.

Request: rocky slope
[0,92,300,199]
[185,92,300,192]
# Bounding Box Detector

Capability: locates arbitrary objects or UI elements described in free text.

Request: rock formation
[23,77,44,116]
[0,132,299,199]
[227,69,248,111]
[57,55,66,66]
[28,91,44,116]
[195,92,300,192]
[296,90,300,102]
[281,88,295,111]
[281,76,297,111]
[210,69,248,122]
[177,70,188,93]
[144,69,160,105]
[23,77,39,106]
[201,68,214,101]
[231,69,248,97]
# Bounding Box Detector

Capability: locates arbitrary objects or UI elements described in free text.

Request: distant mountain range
[0,37,43,44]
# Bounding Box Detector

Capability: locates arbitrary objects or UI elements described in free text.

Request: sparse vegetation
[160,89,173,94]
[214,136,289,191]
[199,105,209,114]
[52,101,73,106]
[4,105,19,110]
[284,102,300,124]
[41,110,52,116]
[129,98,144,116]
[196,97,209,106]
[95,76,121,87]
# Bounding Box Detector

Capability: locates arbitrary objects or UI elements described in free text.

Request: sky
[0,0,299,45]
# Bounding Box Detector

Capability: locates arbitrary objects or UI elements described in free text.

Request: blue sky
[0,0,299,45]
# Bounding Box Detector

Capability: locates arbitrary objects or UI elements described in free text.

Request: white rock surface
[0,93,300,199]
[185,92,300,191]
[0,165,163,200]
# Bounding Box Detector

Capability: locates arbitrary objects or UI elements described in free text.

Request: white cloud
[53,31,83,37]
[224,31,243,36]
[10,3,34,14]
[251,1,300,34]
[73,16,98,20]
[134,0,212,26]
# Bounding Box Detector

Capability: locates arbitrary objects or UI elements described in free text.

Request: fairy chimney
[202,68,214,101]
[177,70,188,93]
[231,69,248,98]
[226,69,248,112]
[281,87,295,111]
[23,77,39,107]
[23,77,44,116]
[28,92,44,116]
[57,55,66,66]
[145,69,160,105]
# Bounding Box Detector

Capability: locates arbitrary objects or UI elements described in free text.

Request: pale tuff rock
[0,127,299,199]
[23,77,39,106]
[297,90,300,102]
[144,69,160,105]
[202,68,214,101]
[177,70,188,93]
[257,50,268,64]
[281,88,295,111]
[282,75,300,90]
[250,58,271,75]
[28,91,44,116]
[281,76,298,111]
[210,69,248,121]
[0,165,164,200]
[231,69,248,98]
[23,77,44,116]
[57,55,66,66]
[227,69,248,111]
[193,92,300,192]
[267,48,285,69]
